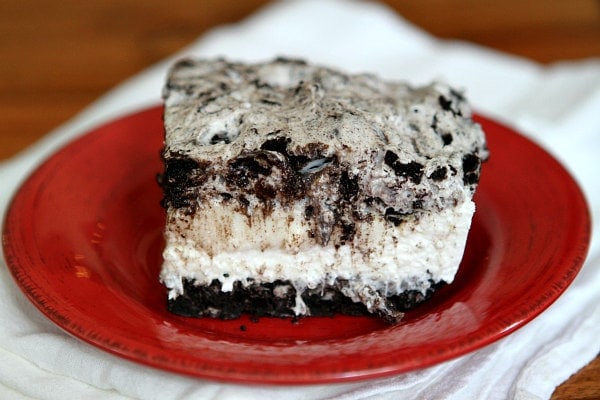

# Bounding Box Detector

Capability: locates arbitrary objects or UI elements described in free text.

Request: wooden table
[1,1,598,398]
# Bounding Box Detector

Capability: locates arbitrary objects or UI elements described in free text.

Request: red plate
[2,106,590,384]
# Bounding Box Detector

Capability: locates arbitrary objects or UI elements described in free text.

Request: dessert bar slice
[158,57,488,323]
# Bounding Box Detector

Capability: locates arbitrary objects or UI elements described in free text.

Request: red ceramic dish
[2,106,590,384]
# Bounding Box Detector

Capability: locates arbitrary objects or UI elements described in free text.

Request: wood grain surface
[1,1,598,398]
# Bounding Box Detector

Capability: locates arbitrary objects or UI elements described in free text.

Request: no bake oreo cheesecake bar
[158,57,488,323]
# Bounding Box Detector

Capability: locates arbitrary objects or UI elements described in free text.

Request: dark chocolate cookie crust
[167,278,445,324]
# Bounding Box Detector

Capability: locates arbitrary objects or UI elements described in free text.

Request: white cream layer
[160,199,475,315]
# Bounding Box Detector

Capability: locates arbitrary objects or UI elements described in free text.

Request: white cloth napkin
[1,1,599,399]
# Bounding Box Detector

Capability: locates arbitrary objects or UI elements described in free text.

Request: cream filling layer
[160,200,475,315]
